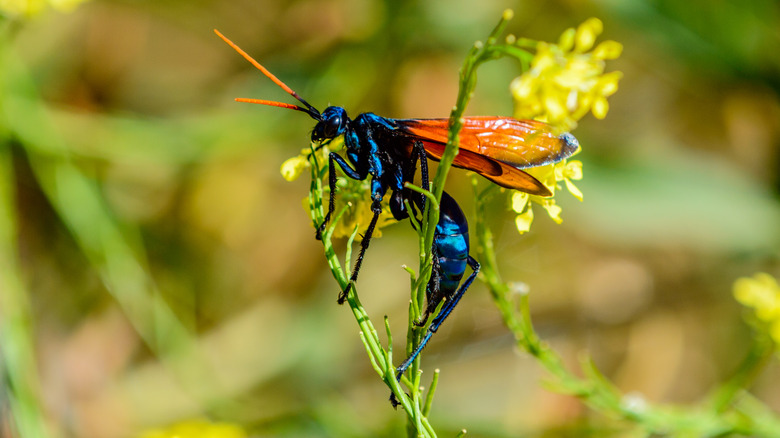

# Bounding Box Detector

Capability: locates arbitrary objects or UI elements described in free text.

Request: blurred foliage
[137,418,247,438]
[0,0,779,437]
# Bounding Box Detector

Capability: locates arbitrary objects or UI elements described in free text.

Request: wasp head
[312,106,348,143]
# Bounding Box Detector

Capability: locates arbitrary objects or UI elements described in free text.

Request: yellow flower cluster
[281,138,396,239]
[0,0,89,17]
[280,138,339,183]
[280,153,310,182]
[138,419,246,438]
[511,155,583,233]
[508,17,621,234]
[511,17,623,132]
[733,273,780,344]
[323,177,397,240]
[281,17,622,238]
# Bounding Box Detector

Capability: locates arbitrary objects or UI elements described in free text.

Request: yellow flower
[733,273,780,345]
[514,205,533,233]
[284,136,395,239]
[280,137,343,182]
[137,419,246,438]
[0,0,89,17]
[506,17,619,234]
[321,177,397,240]
[510,157,583,234]
[556,160,584,201]
[511,17,623,131]
[281,154,309,182]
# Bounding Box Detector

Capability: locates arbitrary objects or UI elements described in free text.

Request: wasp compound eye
[324,115,341,138]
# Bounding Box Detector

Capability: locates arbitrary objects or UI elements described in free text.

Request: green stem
[472,175,780,437]
[307,145,435,438]
[400,8,521,414]
[304,8,780,438]
[422,369,440,417]
[707,334,774,412]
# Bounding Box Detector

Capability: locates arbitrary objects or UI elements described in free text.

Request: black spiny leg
[338,200,382,304]
[416,140,429,196]
[390,257,480,407]
[409,140,429,213]
[315,152,340,240]
[415,251,442,328]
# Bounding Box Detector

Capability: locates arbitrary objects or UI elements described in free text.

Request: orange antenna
[214,29,321,120]
[235,98,308,111]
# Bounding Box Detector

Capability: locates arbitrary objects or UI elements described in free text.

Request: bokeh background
[2,0,780,436]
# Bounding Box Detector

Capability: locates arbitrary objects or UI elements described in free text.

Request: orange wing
[394,117,579,196]
[417,140,552,196]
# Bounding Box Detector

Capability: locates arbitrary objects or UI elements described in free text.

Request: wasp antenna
[235,97,311,114]
[214,29,321,120]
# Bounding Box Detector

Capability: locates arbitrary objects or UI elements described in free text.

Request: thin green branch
[706,333,774,413]
[307,10,535,436]
[422,369,440,417]
[306,144,435,438]
[471,175,780,437]
[399,8,524,409]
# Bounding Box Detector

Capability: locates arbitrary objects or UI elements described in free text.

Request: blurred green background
[1,0,779,436]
